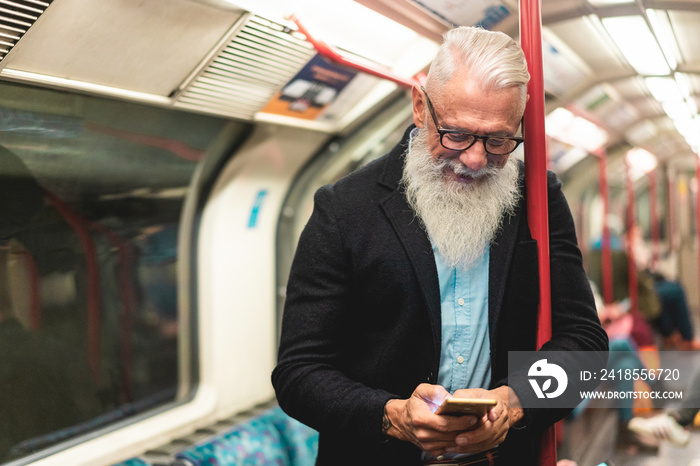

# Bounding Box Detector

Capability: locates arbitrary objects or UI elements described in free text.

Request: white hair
[426,26,530,114]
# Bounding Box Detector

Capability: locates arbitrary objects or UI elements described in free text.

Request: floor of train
[560,407,700,466]
[560,352,700,466]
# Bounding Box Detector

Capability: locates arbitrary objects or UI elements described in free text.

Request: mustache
[437,157,500,179]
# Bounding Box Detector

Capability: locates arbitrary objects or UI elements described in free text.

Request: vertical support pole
[695,154,700,301]
[668,171,677,253]
[519,1,555,464]
[649,170,660,270]
[596,149,614,304]
[625,156,639,313]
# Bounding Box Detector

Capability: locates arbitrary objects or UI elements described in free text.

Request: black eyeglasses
[420,86,524,156]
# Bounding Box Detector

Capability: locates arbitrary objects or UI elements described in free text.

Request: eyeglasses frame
[420,86,524,156]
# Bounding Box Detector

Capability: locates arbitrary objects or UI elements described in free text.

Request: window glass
[0,82,237,462]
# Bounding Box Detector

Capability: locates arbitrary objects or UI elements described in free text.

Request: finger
[436,414,480,432]
[453,418,506,448]
[487,403,505,423]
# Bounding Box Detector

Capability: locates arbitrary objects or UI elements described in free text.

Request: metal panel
[0,0,52,63]
[2,0,244,96]
[174,15,315,120]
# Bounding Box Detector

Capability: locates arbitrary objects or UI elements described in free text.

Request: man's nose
[458,143,488,172]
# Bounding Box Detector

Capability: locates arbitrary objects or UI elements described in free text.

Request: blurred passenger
[589,281,657,452]
[650,270,699,350]
[587,233,659,348]
[628,367,700,448]
[273,26,607,466]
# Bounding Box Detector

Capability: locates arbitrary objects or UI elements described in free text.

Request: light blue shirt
[407,127,492,392]
[433,244,492,393]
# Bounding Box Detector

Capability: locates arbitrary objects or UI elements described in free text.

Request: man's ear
[412,85,426,128]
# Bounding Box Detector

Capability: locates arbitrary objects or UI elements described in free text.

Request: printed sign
[261,54,357,120]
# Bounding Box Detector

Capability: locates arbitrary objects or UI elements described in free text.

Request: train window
[0,81,243,463]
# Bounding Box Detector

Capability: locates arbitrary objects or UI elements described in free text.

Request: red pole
[649,170,660,270]
[596,149,614,304]
[668,171,677,252]
[520,1,556,464]
[625,157,639,313]
[44,190,102,383]
[695,154,700,300]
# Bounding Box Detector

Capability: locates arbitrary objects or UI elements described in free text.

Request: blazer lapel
[380,190,442,366]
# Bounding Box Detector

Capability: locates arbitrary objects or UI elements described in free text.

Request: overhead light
[674,72,692,98]
[674,116,700,137]
[662,102,691,121]
[672,116,700,152]
[626,147,658,174]
[602,16,670,75]
[545,107,609,153]
[685,131,700,153]
[646,9,681,71]
[645,77,684,102]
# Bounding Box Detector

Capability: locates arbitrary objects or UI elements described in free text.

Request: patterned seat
[114,406,318,466]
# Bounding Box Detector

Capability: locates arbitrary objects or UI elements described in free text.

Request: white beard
[401,128,521,270]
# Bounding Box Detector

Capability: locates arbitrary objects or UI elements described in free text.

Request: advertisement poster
[409,0,510,29]
[261,54,357,120]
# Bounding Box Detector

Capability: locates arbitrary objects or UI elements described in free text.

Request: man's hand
[383,384,480,457]
[445,386,524,454]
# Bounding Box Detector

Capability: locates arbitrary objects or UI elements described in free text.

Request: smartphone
[435,398,497,417]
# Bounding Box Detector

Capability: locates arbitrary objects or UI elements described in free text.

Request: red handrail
[625,157,639,313]
[648,170,660,269]
[668,172,677,252]
[520,0,556,464]
[595,148,614,304]
[44,189,102,384]
[695,154,700,301]
[288,14,423,89]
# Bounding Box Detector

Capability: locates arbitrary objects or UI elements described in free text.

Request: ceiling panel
[669,11,700,65]
[547,16,629,79]
[597,101,639,131]
[608,76,648,100]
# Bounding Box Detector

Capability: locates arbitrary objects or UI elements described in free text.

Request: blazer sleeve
[506,171,609,431]
[272,185,396,442]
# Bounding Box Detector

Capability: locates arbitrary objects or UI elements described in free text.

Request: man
[272,26,607,465]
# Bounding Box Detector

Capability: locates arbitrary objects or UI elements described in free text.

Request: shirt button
[457,356,464,364]
[457,298,465,306]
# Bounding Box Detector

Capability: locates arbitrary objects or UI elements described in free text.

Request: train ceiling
[0,0,698,174]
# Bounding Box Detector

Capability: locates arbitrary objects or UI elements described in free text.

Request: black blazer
[272,126,607,465]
